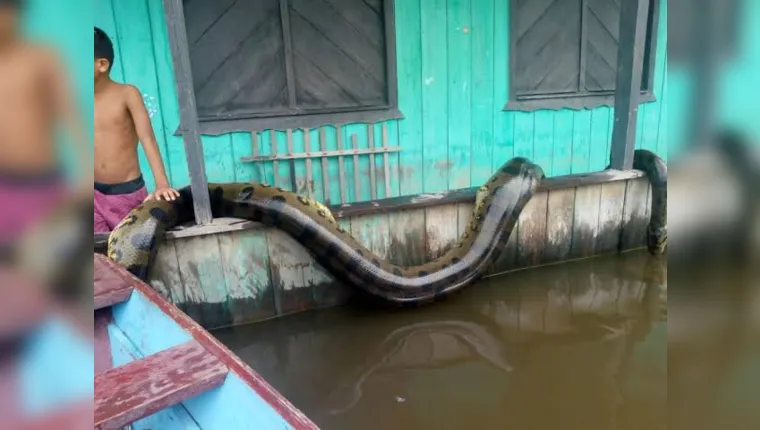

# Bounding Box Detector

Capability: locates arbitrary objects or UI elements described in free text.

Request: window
[180,0,400,133]
[506,0,660,111]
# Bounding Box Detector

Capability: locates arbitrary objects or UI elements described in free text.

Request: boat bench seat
[94,339,229,429]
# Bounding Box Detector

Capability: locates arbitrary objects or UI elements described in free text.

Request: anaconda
[107,150,666,304]
[109,157,543,304]
[632,149,667,255]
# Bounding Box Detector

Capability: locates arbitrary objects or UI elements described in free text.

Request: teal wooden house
[94,0,674,328]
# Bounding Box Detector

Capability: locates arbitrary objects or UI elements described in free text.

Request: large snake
[107,151,666,304]
[632,149,667,255]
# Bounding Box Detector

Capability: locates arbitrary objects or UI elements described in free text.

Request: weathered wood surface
[517,190,549,268]
[545,188,576,263]
[140,176,653,329]
[92,170,647,254]
[94,340,228,429]
[95,254,320,429]
[95,308,113,375]
[596,181,628,253]
[94,258,135,310]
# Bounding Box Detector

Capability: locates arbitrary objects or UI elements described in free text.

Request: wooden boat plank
[94,339,228,429]
[105,311,201,429]
[95,254,319,429]
[94,308,113,375]
[94,256,136,310]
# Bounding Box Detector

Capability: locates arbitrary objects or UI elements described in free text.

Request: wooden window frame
[167,0,403,136]
[505,0,660,112]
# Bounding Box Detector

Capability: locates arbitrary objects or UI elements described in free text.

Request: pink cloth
[93,186,148,233]
[0,179,66,245]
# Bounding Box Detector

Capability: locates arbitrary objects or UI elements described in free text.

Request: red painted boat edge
[94,254,319,430]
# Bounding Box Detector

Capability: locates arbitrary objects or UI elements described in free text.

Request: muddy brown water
[214,250,667,430]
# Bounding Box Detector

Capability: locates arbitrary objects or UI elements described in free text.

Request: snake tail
[632,149,667,255]
[108,157,544,304]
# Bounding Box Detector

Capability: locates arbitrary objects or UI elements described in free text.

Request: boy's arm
[125,85,179,201]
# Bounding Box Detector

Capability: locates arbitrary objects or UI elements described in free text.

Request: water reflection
[214,251,666,430]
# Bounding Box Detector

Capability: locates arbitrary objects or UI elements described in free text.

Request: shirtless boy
[0,0,89,247]
[94,27,178,233]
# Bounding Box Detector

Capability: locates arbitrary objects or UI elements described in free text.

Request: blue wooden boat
[93,253,319,430]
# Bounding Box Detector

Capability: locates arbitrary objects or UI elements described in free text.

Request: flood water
[214,250,667,430]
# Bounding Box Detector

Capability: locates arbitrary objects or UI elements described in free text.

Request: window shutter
[513,0,583,97]
[287,0,388,110]
[584,0,620,92]
[184,0,289,118]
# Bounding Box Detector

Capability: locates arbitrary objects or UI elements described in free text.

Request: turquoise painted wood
[22,0,93,179]
[95,0,669,200]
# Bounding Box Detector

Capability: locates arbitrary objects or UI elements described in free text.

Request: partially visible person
[0,0,90,250]
[94,26,178,233]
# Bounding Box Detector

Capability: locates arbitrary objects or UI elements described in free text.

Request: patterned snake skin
[107,151,666,304]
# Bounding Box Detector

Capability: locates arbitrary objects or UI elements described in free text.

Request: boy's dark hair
[94,27,114,70]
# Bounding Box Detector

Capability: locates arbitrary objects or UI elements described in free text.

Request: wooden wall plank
[386,209,427,266]
[173,235,232,329]
[291,129,309,195]
[381,123,395,198]
[551,112,575,176]
[231,132,255,182]
[532,110,555,176]
[302,128,314,197]
[596,180,628,253]
[619,177,650,250]
[490,0,512,175]
[368,124,378,200]
[350,214,392,260]
[336,125,348,204]
[318,127,331,203]
[571,110,593,173]
[148,241,185,305]
[217,229,277,325]
[589,108,612,171]
[395,0,424,196]
[351,133,362,201]
[513,111,534,160]
[447,0,472,190]
[341,124,361,201]
[544,188,576,263]
[469,0,495,186]
[421,0,449,193]
[570,184,602,259]
[425,204,460,260]
[266,229,318,316]
[517,190,549,267]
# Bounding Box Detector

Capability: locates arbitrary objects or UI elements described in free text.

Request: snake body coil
[633,149,667,255]
[108,151,665,304]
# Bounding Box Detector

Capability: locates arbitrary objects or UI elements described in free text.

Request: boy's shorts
[0,170,66,249]
[93,175,149,233]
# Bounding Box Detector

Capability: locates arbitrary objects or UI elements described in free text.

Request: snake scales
[107,151,666,304]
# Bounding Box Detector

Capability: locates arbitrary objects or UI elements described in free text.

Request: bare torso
[94,82,141,184]
[0,44,58,173]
